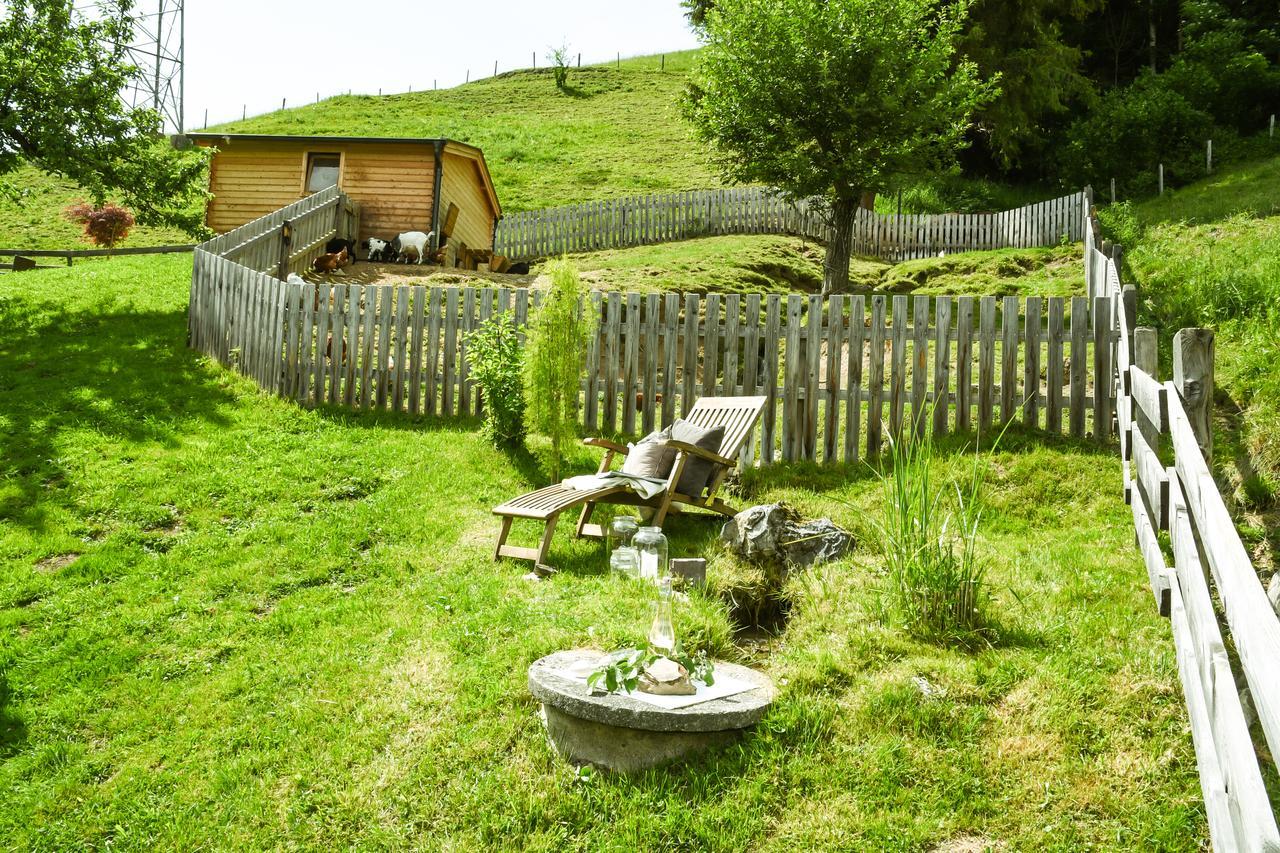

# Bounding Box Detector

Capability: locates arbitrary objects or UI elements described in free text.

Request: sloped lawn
[0,256,1202,849]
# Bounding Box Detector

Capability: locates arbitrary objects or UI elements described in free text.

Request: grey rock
[540,705,740,773]
[1268,573,1280,617]
[719,503,853,569]
[671,558,707,588]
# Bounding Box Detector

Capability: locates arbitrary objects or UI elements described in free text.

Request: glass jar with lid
[633,526,668,582]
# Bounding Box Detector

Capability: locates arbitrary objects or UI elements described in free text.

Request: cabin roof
[177,133,501,218]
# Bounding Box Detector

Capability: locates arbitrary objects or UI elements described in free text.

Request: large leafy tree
[685,0,995,294]
[0,0,209,234]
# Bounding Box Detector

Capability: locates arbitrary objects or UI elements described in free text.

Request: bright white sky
[180,0,701,129]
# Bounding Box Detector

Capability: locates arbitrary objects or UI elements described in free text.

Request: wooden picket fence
[492,187,1088,263]
[1093,213,1280,848]
[189,249,1118,463]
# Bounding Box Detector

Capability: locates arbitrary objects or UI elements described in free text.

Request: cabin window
[305,153,341,193]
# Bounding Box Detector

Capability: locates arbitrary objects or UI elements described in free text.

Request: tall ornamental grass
[875,421,996,645]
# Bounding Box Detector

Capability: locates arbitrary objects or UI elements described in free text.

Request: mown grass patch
[0,255,1203,848]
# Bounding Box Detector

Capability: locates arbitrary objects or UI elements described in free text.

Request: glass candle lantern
[609,546,640,578]
[648,576,676,655]
[608,516,639,557]
[634,526,668,582]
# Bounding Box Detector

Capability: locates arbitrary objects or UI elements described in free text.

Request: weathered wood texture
[190,271,1116,462]
[494,187,1088,263]
[1099,206,1280,847]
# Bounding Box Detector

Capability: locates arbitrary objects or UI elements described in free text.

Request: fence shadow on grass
[0,299,235,530]
[0,672,24,759]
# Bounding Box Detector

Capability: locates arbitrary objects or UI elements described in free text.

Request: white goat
[394,230,432,265]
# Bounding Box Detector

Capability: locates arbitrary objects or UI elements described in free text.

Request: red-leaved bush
[65,203,136,249]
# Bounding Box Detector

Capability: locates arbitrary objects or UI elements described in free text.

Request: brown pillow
[620,426,675,479]
[671,420,727,497]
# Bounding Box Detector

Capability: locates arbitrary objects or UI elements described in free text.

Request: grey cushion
[671,420,726,497]
[620,426,675,478]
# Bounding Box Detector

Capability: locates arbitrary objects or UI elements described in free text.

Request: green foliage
[546,43,571,90]
[64,202,134,249]
[873,423,996,646]
[0,1,211,235]
[586,644,715,695]
[684,0,996,291]
[523,260,594,481]
[466,312,526,447]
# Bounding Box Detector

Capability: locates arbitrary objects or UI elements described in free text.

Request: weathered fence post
[1158,163,1164,195]
[1173,328,1214,463]
[1134,327,1157,378]
[1207,139,1213,174]
[277,220,292,281]
[1110,178,1116,205]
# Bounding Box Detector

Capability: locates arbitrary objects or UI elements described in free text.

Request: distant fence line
[493,187,1088,263]
[0,244,194,272]
[1092,211,1280,847]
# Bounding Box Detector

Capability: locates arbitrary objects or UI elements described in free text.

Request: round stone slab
[528,649,775,734]
[528,649,776,773]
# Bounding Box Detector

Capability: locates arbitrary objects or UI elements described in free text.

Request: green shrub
[874,424,993,645]
[467,311,525,447]
[523,260,594,481]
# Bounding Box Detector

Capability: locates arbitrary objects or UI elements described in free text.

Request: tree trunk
[823,196,857,295]
[859,190,876,211]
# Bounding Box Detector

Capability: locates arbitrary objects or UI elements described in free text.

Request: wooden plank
[458,288,475,416]
[681,293,698,419]
[805,295,822,461]
[783,295,803,462]
[604,292,622,431]
[1130,365,1168,434]
[662,293,680,429]
[867,295,887,455]
[623,293,641,435]
[345,284,361,407]
[423,288,441,415]
[328,283,345,405]
[1023,297,1042,428]
[440,287,457,415]
[955,296,973,433]
[1093,296,1112,442]
[313,284,331,406]
[359,286,376,410]
[584,291,602,432]
[1000,295,1019,424]
[844,295,865,462]
[911,295,929,437]
[408,285,426,415]
[889,295,908,440]
[978,296,996,436]
[1069,296,1088,438]
[933,296,952,436]
[742,293,761,397]
[723,294,741,397]
[1131,425,1169,530]
[761,295,781,463]
[643,293,660,433]
[1046,298,1065,434]
[824,295,845,463]
[702,293,721,401]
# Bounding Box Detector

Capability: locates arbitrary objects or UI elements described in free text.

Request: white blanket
[561,471,668,500]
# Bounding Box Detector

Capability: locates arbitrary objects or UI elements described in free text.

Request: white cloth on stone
[561,471,668,500]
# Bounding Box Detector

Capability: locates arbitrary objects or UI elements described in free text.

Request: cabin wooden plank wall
[341,143,434,245]
[204,143,304,233]
[438,147,498,258]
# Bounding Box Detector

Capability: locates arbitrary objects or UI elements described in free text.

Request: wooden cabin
[178,133,502,267]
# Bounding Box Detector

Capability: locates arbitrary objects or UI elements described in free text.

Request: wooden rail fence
[1093,212,1280,848]
[493,187,1088,263]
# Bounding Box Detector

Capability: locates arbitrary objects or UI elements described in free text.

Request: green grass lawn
[0,255,1204,848]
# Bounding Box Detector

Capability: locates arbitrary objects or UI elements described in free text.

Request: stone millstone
[528,649,775,773]
[719,503,853,570]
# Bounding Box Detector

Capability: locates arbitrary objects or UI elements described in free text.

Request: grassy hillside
[1099,153,1280,563]
[0,256,1203,848]
[214,52,718,213]
[0,164,193,250]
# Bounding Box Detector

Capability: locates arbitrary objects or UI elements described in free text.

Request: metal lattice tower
[119,0,186,133]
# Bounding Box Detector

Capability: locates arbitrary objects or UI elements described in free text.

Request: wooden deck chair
[492,395,768,567]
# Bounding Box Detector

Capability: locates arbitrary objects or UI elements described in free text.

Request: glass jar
[608,516,639,557]
[609,546,640,578]
[648,577,675,655]
[634,526,668,582]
